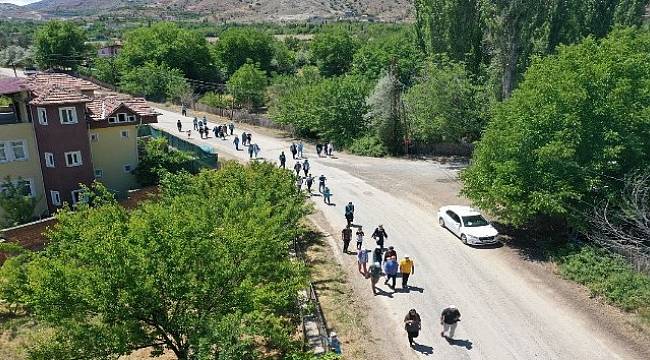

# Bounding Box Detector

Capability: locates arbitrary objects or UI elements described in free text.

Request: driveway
[152,108,646,360]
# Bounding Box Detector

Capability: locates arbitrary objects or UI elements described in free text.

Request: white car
[438,205,499,245]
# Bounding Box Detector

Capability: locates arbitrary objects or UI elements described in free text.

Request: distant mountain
[0,2,48,19]
[17,0,412,22]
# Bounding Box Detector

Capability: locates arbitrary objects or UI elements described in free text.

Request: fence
[193,103,294,132]
[140,125,219,170]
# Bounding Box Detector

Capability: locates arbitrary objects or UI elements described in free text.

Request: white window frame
[90,133,99,142]
[51,190,61,206]
[71,189,84,205]
[108,116,117,124]
[127,115,136,122]
[0,178,34,198]
[44,152,55,168]
[120,130,129,139]
[94,169,104,178]
[123,164,132,173]
[37,107,48,125]
[9,140,28,161]
[64,151,83,167]
[0,142,7,163]
[59,107,78,124]
[117,113,128,123]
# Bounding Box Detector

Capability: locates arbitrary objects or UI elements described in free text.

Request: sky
[4,0,41,5]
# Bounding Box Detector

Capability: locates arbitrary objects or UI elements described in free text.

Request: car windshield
[462,215,489,227]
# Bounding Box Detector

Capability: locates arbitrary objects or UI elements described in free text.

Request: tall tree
[0,46,31,77]
[227,63,268,110]
[33,20,89,70]
[213,28,276,77]
[365,71,405,154]
[310,29,359,76]
[0,176,39,227]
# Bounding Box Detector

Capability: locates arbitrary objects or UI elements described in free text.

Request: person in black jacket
[404,309,422,347]
[372,225,388,251]
[440,305,461,339]
[279,151,286,168]
[373,247,383,266]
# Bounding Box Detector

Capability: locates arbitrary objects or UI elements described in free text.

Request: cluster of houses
[0,73,158,225]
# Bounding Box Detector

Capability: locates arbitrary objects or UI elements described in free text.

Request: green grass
[553,245,650,321]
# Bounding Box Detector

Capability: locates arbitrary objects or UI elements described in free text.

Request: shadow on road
[412,342,434,355]
[446,337,473,350]
[373,287,394,298]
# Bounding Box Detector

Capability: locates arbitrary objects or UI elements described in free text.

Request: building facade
[0,73,158,224]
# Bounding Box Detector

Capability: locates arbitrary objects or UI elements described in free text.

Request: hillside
[16,0,413,22]
[0,2,48,20]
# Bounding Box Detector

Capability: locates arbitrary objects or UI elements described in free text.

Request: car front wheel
[460,234,468,245]
[439,217,445,228]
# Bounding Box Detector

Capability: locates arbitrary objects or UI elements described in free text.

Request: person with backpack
[241,132,247,146]
[302,159,310,177]
[233,136,240,150]
[355,226,364,251]
[383,256,398,289]
[279,151,287,168]
[341,225,352,253]
[177,119,182,132]
[252,143,261,158]
[293,161,302,177]
[246,133,252,145]
[318,174,327,193]
[404,309,422,347]
[369,262,383,295]
[290,143,297,159]
[305,174,314,193]
[323,187,332,205]
[373,247,383,267]
[357,248,369,276]
[399,255,415,289]
[295,176,303,191]
[345,201,354,226]
[440,305,461,339]
[372,225,388,251]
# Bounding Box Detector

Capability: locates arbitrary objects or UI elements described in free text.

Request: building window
[94,169,103,178]
[123,164,132,173]
[59,107,78,124]
[44,152,55,168]
[90,133,99,142]
[37,107,48,125]
[108,116,116,124]
[127,115,136,122]
[51,190,61,206]
[64,151,82,167]
[10,140,27,161]
[71,189,85,205]
[0,142,6,163]
[117,113,127,123]
[120,130,129,139]
[0,178,34,197]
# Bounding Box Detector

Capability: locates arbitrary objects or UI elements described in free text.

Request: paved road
[152,108,640,360]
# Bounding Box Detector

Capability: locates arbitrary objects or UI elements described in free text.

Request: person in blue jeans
[323,186,332,204]
[383,256,399,289]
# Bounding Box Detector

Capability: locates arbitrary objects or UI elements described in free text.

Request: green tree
[0,176,39,227]
[33,20,89,70]
[132,138,196,186]
[227,63,268,110]
[118,22,218,81]
[365,71,405,154]
[93,56,120,85]
[404,60,489,144]
[310,29,358,76]
[0,45,31,77]
[461,28,650,227]
[120,62,190,103]
[213,28,276,77]
[1,163,308,359]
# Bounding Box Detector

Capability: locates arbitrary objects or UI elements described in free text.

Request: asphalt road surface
[153,108,642,360]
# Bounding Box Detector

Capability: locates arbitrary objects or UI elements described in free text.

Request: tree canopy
[213,28,276,77]
[461,28,650,226]
[120,61,191,103]
[0,162,310,359]
[33,20,89,70]
[226,63,268,110]
[310,29,358,76]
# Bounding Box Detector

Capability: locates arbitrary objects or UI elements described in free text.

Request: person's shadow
[412,342,434,355]
[373,287,393,298]
[446,337,473,350]
[407,285,425,293]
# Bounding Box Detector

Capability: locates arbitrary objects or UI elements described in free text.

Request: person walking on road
[252,143,260,158]
[384,246,397,261]
[357,248,369,276]
[181,104,187,117]
[193,117,198,130]
[293,161,302,177]
[404,309,422,347]
[298,141,304,158]
[383,256,398,289]
[295,175,303,191]
[248,143,255,159]
[279,152,286,168]
[372,225,388,251]
[202,115,208,127]
[228,121,234,135]
[241,132,247,146]
[373,247,383,267]
[233,136,240,150]
[323,187,332,205]
[187,130,191,139]
[305,174,314,193]
[399,255,414,289]
[318,174,327,193]
[327,142,334,156]
[369,262,383,295]
[355,226,364,250]
[302,159,310,177]
[247,133,252,146]
[440,305,461,339]
[316,143,323,157]
[290,143,298,159]
[341,225,352,253]
[345,201,354,226]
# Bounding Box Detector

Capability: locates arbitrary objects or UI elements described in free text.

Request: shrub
[348,135,388,157]
[198,91,232,108]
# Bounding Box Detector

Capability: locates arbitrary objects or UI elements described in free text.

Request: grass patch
[552,245,650,322]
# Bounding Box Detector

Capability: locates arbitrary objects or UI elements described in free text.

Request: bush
[198,92,232,108]
[348,135,388,157]
[120,61,191,103]
[132,138,197,186]
[556,246,650,315]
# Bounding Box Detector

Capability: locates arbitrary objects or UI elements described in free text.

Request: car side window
[446,210,460,223]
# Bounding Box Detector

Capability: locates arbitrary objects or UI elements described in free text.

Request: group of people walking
[176,114,234,141]
[280,142,333,204]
